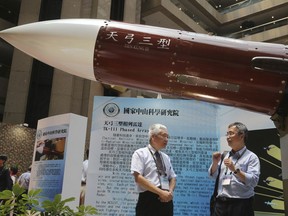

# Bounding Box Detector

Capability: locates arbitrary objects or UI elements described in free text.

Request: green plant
[0,184,98,216]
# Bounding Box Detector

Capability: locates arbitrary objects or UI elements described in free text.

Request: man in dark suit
[0,155,12,192]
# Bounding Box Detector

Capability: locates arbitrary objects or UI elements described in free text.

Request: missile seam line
[256,185,283,193]
[259,157,281,169]
[255,192,284,200]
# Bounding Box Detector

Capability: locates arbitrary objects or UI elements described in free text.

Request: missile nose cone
[0,19,106,80]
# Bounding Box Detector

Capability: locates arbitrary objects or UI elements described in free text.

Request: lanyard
[147,147,166,176]
[225,148,247,175]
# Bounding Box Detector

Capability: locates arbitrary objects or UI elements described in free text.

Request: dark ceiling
[0,0,21,25]
[207,0,251,11]
[0,0,21,69]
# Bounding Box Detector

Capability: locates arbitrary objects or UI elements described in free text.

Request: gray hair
[148,123,167,140]
[228,122,248,143]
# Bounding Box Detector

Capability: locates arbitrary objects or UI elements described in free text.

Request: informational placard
[30,113,87,209]
[85,96,219,215]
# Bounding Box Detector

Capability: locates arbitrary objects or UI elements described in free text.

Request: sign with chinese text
[85,97,219,215]
[30,113,87,209]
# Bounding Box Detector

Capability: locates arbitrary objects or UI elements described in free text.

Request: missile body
[1,19,288,116]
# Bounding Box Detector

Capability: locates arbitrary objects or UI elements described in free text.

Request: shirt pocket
[239,163,248,172]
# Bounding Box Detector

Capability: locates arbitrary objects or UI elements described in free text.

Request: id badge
[160,176,169,190]
[222,175,232,186]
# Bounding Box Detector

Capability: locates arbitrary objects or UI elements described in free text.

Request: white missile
[0,19,102,80]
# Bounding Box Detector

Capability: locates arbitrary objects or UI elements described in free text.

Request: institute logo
[36,129,43,140]
[103,103,120,117]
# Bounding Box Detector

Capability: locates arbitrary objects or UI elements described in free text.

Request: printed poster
[247,128,284,215]
[30,124,68,203]
[85,96,219,215]
[29,113,87,209]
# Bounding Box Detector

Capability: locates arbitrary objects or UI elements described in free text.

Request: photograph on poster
[34,137,66,161]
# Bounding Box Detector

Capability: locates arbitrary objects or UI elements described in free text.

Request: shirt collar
[148,144,157,154]
[232,146,246,157]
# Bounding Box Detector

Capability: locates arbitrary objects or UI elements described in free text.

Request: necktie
[155,151,165,175]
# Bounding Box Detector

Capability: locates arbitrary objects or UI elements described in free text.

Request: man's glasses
[225,131,237,137]
[157,134,169,139]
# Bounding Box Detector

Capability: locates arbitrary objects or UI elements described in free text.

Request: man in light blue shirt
[17,165,32,194]
[209,122,260,216]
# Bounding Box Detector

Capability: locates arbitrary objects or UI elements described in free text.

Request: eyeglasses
[157,134,169,139]
[225,131,237,137]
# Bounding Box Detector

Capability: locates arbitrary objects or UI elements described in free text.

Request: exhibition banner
[85,96,219,215]
[30,113,87,209]
[248,129,284,214]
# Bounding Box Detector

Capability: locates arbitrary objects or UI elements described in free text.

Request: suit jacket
[0,167,12,191]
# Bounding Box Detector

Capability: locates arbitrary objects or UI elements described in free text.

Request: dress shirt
[17,171,31,190]
[131,144,176,193]
[208,147,260,199]
[81,159,88,183]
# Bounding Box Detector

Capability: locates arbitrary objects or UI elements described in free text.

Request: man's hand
[212,152,221,164]
[158,190,173,202]
[210,152,222,175]
[224,158,236,172]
